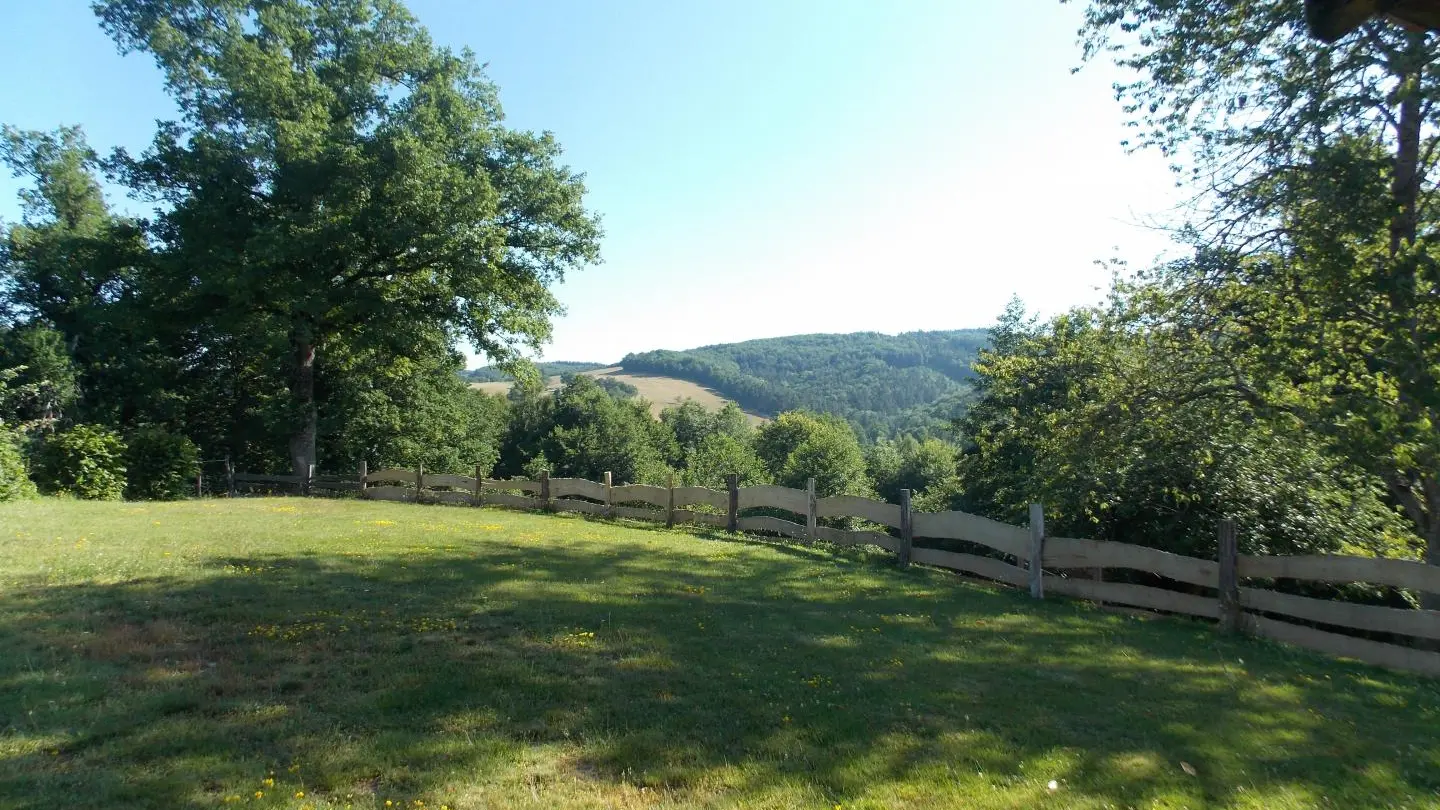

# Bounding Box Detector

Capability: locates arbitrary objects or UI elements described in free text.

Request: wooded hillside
[619,330,988,439]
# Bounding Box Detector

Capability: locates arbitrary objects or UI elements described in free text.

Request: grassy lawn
[1,498,1438,809]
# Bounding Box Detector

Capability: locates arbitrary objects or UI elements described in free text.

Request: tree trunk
[1389,33,1426,256]
[288,334,317,479]
[1387,34,1434,600]
[1390,95,1422,255]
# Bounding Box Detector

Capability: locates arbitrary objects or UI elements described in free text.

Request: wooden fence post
[473,463,484,506]
[726,473,739,533]
[603,471,613,518]
[358,460,368,499]
[1217,518,1241,632]
[305,464,315,498]
[898,489,914,567]
[1028,503,1045,599]
[667,472,676,529]
[196,470,204,499]
[415,462,424,503]
[806,478,817,544]
[225,455,235,498]
[540,470,552,511]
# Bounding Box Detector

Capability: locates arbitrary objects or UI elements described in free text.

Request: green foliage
[681,433,767,490]
[122,427,198,501]
[34,424,126,500]
[319,337,509,476]
[661,401,748,466]
[0,428,36,501]
[867,435,959,505]
[497,376,671,485]
[591,376,639,400]
[0,325,78,426]
[83,0,602,475]
[954,302,1411,563]
[756,412,868,497]
[622,330,987,439]
[1077,1,1440,591]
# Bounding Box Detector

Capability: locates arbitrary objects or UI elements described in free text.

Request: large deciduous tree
[94,0,601,475]
[1075,0,1440,603]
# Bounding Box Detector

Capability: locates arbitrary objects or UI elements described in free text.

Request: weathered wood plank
[816,494,903,528]
[1217,519,1241,632]
[1044,576,1220,619]
[612,505,664,522]
[672,486,728,510]
[673,510,730,528]
[310,480,362,491]
[726,474,739,532]
[806,478,817,543]
[813,525,900,551]
[1239,554,1440,593]
[366,468,417,486]
[430,490,473,505]
[425,473,477,490]
[485,492,542,509]
[1248,614,1440,677]
[737,485,810,516]
[482,478,542,494]
[1044,537,1220,588]
[911,510,1028,558]
[738,515,809,539]
[1028,503,1045,599]
[912,548,1028,587]
[1240,587,1440,641]
[365,485,412,502]
[550,478,609,501]
[233,473,304,485]
[554,498,607,515]
[610,484,670,508]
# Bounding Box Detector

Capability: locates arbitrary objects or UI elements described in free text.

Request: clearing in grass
[1,497,1438,809]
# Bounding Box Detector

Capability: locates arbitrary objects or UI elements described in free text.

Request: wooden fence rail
[227,464,1440,677]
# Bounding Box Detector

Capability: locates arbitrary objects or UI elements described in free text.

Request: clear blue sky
[0,0,1180,366]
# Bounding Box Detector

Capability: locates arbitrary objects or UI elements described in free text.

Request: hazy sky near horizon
[0,0,1183,366]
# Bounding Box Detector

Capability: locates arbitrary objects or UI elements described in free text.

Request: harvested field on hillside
[470,365,766,423]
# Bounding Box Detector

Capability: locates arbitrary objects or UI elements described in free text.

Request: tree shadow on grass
[2,522,1439,809]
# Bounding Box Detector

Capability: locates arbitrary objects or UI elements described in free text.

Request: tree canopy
[89,0,601,475]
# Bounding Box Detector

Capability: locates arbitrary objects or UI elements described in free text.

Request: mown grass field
[1,497,1438,810]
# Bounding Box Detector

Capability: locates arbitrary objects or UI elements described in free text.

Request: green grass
[1,498,1438,810]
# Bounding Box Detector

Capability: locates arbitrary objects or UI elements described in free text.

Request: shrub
[0,429,37,501]
[34,424,127,500]
[124,427,199,501]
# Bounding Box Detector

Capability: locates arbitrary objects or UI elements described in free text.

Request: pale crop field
[470,366,767,423]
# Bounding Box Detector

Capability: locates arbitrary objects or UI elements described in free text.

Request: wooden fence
[228,464,1440,678]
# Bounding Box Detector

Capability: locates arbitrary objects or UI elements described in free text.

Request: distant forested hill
[462,361,608,383]
[620,330,989,439]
